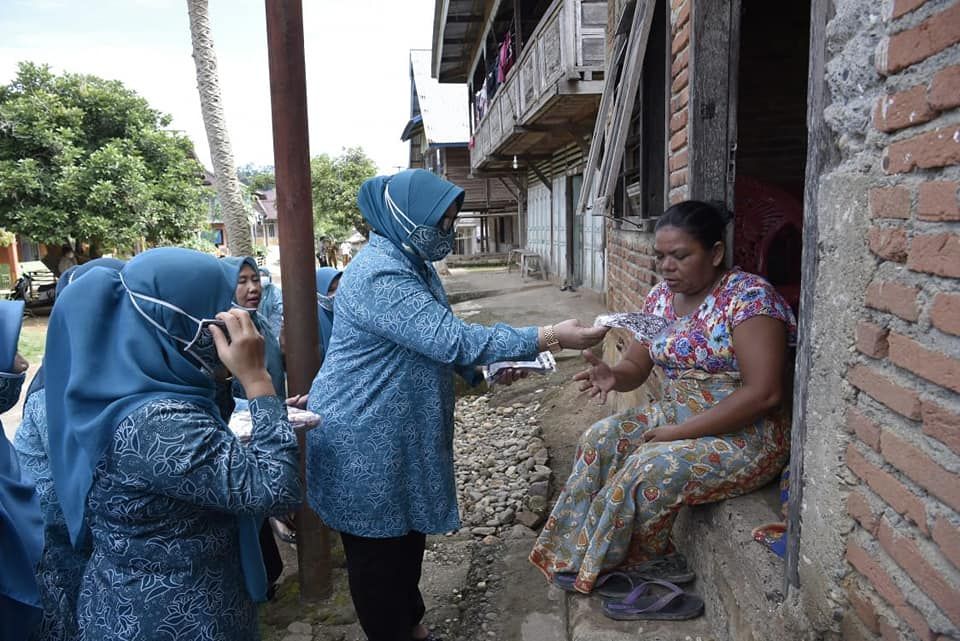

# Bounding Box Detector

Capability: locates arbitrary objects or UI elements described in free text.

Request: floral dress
[13,389,91,641]
[530,269,796,593]
[76,396,300,641]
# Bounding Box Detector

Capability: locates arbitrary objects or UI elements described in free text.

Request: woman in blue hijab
[258,267,284,339]
[307,169,606,641]
[14,258,124,641]
[44,248,301,641]
[315,266,342,359]
[220,257,287,400]
[0,301,43,641]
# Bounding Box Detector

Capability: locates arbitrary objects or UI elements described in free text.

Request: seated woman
[44,248,301,641]
[530,200,796,603]
[315,266,341,361]
[13,258,124,641]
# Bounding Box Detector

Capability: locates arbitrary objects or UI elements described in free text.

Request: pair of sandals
[553,553,705,620]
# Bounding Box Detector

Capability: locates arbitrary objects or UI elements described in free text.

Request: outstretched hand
[554,319,609,350]
[573,350,616,404]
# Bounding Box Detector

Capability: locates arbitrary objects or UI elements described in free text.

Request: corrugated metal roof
[410,49,469,145]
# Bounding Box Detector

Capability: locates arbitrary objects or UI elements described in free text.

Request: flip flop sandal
[621,553,696,584]
[552,571,650,598]
[601,579,705,621]
[551,572,583,593]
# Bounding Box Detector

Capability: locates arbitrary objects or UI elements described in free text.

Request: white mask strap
[119,273,200,347]
[384,185,417,235]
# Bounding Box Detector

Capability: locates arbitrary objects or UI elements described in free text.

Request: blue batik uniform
[307,170,539,538]
[44,249,301,641]
[13,257,123,641]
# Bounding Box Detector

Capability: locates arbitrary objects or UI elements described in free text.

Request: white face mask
[317,293,335,312]
[121,274,227,377]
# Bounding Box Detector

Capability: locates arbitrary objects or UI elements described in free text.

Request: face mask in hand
[0,371,25,414]
[121,274,229,377]
[317,293,335,312]
[385,185,455,262]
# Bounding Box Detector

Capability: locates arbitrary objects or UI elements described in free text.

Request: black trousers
[260,520,284,589]
[340,530,426,641]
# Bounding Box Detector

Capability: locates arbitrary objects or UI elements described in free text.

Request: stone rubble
[453,395,551,537]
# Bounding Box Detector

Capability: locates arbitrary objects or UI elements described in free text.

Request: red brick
[669,169,687,188]
[842,614,881,641]
[917,181,960,221]
[868,227,909,262]
[669,190,684,204]
[888,332,960,394]
[671,87,689,111]
[670,109,688,134]
[848,584,881,634]
[675,1,690,29]
[848,486,881,534]
[847,444,929,531]
[870,186,912,219]
[671,23,689,54]
[928,64,960,111]
[878,617,904,641]
[849,407,883,450]
[880,2,960,73]
[931,293,960,337]
[669,127,687,152]
[881,428,960,513]
[671,47,689,76]
[907,232,960,277]
[856,322,890,359]
[890,0,927,19]
[922,401,960,456]
[865,280,920,322]
[671,0,684,10]
[884,125,960,174]
[874,85,936,133]
[848,364,922,420]
[878,518,960,627]
[932,515,960,571]
[846,540,934,641]
[671,67,689,93]
[668,150,688,172]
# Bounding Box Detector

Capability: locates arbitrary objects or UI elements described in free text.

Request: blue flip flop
[601,579,704,621]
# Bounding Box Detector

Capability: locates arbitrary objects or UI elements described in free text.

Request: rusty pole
[264,0,331,601]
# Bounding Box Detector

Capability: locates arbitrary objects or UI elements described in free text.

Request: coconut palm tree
[186,0,253,256]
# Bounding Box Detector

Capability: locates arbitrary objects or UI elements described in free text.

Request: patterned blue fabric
[315,267,341,356]
[0,371,43,641]
[14,390,91,641]
[258,282,284,339]
[307,232,539,537]
[77,396,299,641]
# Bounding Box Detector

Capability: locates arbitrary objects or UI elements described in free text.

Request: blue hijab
[44,248,270,601]
[315,267,341,355]
[0,302,43,637]
[220,257,286,398]
[27,258,128,399]
[357,169,464,269]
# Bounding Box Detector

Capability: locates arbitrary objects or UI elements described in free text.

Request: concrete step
[567,586,718,641]
[672,483,790,641]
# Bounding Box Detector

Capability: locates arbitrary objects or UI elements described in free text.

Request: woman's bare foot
[411,623,430,640]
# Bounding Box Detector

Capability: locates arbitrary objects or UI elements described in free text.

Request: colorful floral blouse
[643,269,797,379]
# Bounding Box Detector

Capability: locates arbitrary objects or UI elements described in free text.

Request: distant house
[402,49,519,257]
[252,188,279,247]
[200,168,273,251]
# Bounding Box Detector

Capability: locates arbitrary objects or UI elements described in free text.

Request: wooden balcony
[470,0,607,173]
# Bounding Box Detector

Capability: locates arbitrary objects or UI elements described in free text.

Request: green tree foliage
[237,163,275,192]
[310,146,377,241]
[0,62,208,249]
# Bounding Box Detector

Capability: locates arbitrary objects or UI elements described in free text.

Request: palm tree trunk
[186,0,253,256]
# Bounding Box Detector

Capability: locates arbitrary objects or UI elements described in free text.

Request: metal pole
[264,0,331,601]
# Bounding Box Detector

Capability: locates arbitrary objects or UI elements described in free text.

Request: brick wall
[843,2,960,640]
[668,0,690,204]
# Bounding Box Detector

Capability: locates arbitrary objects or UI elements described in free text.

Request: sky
[0,0,436,173]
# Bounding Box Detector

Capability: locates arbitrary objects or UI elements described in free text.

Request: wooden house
[403,49,519,256]
[431,0,608,286]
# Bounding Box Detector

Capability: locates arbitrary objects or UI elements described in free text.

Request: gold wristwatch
[543,325,562,353]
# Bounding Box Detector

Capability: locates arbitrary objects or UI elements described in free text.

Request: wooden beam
[497,176,519,201]
[529,161,552,192]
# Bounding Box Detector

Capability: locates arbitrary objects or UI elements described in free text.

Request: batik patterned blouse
[643,269,797,379]
[76,396,299,641]
[307,233,539,537]
[14,389,90,641]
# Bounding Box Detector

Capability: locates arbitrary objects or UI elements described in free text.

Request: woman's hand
[210,309,274,398]
[285,394,308,409]
[642,425,686,443]
[13,353,28,374]
[494,368,529,386]
[574,350,616,404]
[553,319,609,350]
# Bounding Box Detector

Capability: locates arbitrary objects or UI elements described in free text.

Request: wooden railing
[470,0,607,169]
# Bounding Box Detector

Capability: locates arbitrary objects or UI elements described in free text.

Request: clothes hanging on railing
[497,31,514,83]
